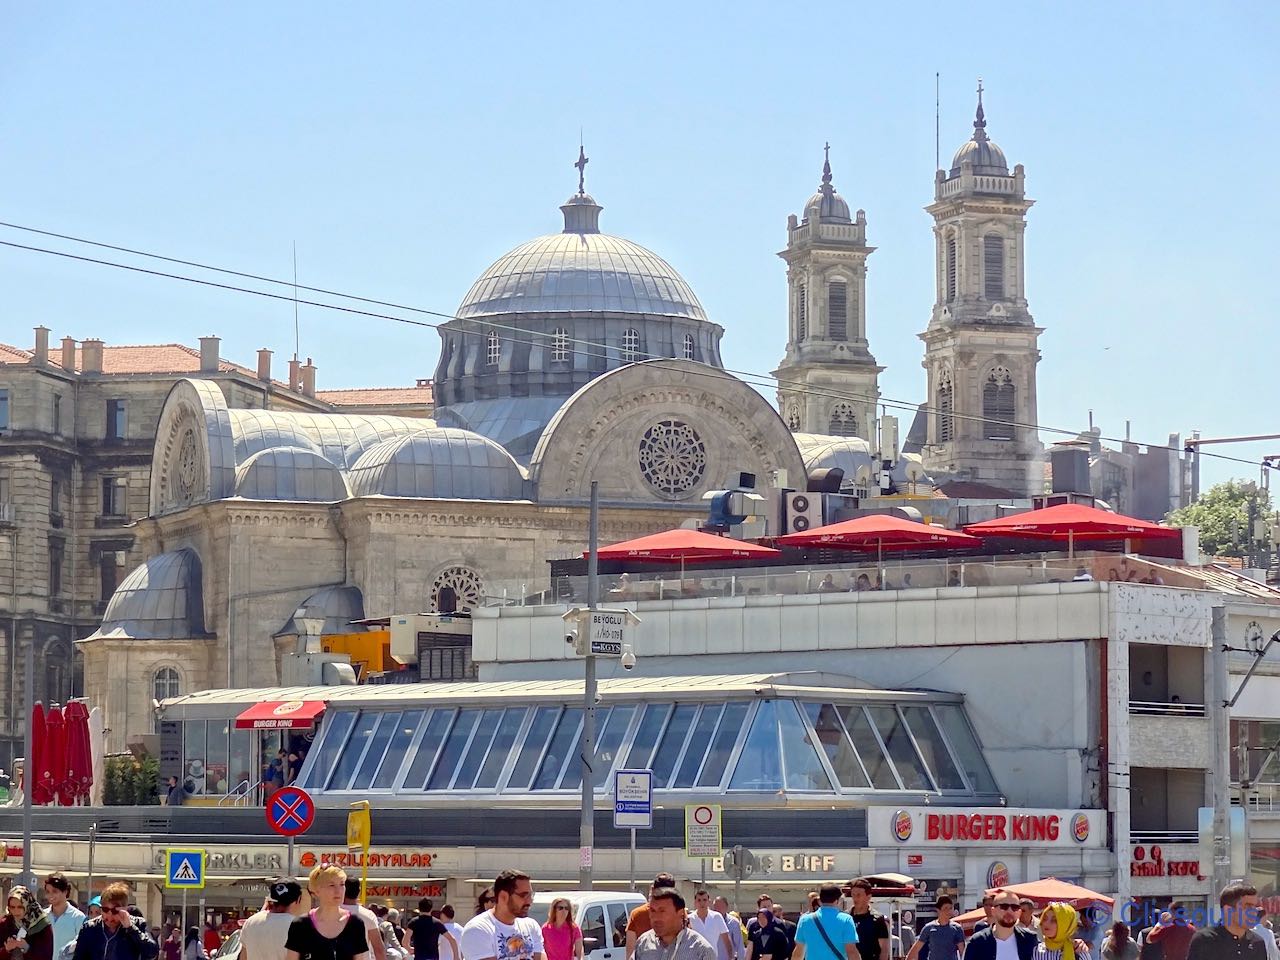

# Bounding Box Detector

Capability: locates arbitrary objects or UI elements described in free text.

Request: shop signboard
[867,807,1104,849]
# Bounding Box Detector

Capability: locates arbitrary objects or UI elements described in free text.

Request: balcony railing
[1129,700,1207,717]
[1131,830,1198,845]
[1233,783,1280,811]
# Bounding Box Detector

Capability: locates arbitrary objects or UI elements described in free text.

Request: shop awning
[234,700,326,729]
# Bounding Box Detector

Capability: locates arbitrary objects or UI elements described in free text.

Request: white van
[529,891,645,960]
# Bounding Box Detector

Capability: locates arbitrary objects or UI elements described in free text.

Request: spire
[574,141,589,196]
[973,77,988,142]
[820,141,836,197]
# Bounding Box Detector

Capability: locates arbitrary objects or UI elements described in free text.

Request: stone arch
[428,563,485,613]
[150,379,237,516]
[982,364,1016,440]
[530,360,806,502]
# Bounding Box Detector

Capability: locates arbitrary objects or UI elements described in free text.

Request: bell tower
[773,145,882,441]
[919,82,1043,495]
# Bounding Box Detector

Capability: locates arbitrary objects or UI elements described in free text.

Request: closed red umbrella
[63,701,93,804]
[30,703,49,806]
[44,705,68,807]
[964,502,1180,558]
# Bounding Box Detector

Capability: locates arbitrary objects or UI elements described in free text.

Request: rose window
[432,566,484,612]
[637,419,707,499]
[175,429,200,502]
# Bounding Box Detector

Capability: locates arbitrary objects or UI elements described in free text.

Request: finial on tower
[822,141,832,185]
[574,140,589,196]
[973,77,988,141]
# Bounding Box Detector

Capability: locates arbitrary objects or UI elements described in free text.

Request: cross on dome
[574,143,589,195]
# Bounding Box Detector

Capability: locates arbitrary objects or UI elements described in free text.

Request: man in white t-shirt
[460,871,544,960]
[239,879,308,960]
[689,892,733,960]
[440,907,464,960]
[344,878,388,960]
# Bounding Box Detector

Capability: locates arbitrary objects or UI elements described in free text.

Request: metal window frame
[369,709,427,791]
[651,702,702,789]
[682,334,695,361]
[347,710,407,792]
[893,704,950,793]
[448,707,504,790]
[672,702,725,789]
[726,699,788,792]
[844,704,905,791]
[579,703,642,794]
[868,704,935,792]
[426,708,484,791]
[327,710,382,790]
[506,705,563,791]
[696,701,751,789]
[397,707,458,792]
[802,701,873,791]
[932,702,1000,795]
[475,706,531,791]
[775,698,835,792]
[901,704,968,794]
[621,328,640,363]
[297,710,356,790]
[533,707,583,791]
[622,702,673,773]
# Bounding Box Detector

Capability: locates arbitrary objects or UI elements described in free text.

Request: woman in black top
[285,867,369,960]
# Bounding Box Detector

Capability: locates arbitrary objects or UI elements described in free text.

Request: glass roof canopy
[294,675,1001,803]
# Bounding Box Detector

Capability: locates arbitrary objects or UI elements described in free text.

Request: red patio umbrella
[778,514,982,550]
[44,705,68,807]
[63,701,93,805]
[591,528,780,585]
[964,502,1180,558]
[30,702,50,806]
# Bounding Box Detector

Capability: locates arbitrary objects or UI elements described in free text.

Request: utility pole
[1210,607,1233,896]
[21,641,34,888]
[578,481,600,888]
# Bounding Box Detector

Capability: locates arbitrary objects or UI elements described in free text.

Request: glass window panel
[403,709,455,790]
[593,704,635,788]
[475,708,527,789]
[561,707,609,792]
[673,705,723,788]
[453,710,503,789]
[902,706,965,790]
[350,712,403,790]
[840,706,898,789]
[533,708,582,790]
[778,699,833,791]
[869,706,933,791]
[933,704,1000,793]
[372,710,425,789]
[623,704,670,771]
[229,728,253,793]
[698,702,749,787]
[580,906,606,953]
[508,707,560,789]
[329,712,378,789]
[804,703,870,789]
[428,710,482,790]
[651,704,698,788]
[300,711,354,789]
[183,720,206,792]
[729,701,783,791]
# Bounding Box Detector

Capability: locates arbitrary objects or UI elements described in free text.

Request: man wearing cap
[240,879,308,960]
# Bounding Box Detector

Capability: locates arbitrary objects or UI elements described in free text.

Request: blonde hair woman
[285,866,370,960]
[540,900,583,960]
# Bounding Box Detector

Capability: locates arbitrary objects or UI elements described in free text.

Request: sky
[2,2,1277,490]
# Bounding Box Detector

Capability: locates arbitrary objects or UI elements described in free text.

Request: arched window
[937,369,954,443]
[682,334,695,361]
[945,236,958,302]
[551,328,570,363]
[828,403,858,437]
[827,281,848,340]
[486,330,501,367]
[154,666,181,701]
[797,282,808,340]
[785,405,801,432]
[984,235,1005,300]
[43,638,71,705]
[621,328,640,363]
[982,366,1016,440]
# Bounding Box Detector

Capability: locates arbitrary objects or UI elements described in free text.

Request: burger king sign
[892,810,913,842]
[869,807,1103,849]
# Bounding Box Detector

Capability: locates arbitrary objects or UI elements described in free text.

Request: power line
[0,222,1269,474]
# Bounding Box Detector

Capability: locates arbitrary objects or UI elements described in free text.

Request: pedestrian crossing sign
[165,849,206,889]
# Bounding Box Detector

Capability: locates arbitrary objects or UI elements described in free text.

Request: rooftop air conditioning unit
[785,492,822,533]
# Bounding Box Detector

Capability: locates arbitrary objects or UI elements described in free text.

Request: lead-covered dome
[802,147,852,224]
[456,216,707,322]
[949,87,1009,177]
[347,427,528,500]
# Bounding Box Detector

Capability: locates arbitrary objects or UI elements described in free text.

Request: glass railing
[531,552,1171,607]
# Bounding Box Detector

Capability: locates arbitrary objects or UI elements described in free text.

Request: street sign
[685,803,722,858]
[165,849,206,889]
[614,769,653,829]
[563,607,640,656]
[722,845,754,881]
[348,800,372,853]
[266,786,316,837]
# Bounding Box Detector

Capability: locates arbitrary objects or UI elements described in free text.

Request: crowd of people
[4,869,1275,960]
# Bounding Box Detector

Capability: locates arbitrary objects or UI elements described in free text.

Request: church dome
[801,145,852,224]
[455,192,707,322]
[949,84,1009,177]
[347,427,528,500]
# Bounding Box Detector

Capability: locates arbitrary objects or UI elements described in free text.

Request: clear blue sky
[2,2,1276,489]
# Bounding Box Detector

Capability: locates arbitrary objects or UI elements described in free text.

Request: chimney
[416,378,430,388]
[301,357,316,397]
[199,335,221,373]
[61,337,77,371]
[82,339,104,374]
[32,327,50,366]
[256,348,272,382]
[288,358,302,392]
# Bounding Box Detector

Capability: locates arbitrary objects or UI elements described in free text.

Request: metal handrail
[1130,830,1198,844]
[216,779,251,806]
[235,779,266,807]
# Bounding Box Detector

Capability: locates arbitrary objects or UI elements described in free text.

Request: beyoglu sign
[867,807,1105,849]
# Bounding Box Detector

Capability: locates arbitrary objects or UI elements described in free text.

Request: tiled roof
[66,344,253,376]
[316,384,434,406]
[0,343,33,364]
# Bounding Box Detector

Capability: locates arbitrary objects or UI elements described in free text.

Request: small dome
[87,549,207,641]
[348,427,528,500]
[801,145,852,224]
[949,85,1009,177]
[234,446,351,502]
[793,433,874,485]
[274,585,365,638]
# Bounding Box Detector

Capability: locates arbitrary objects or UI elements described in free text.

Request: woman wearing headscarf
[1035,904,1091,960]
[0,886,55,960]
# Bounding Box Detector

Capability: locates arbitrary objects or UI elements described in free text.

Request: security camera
[620,645,637,671]
[565,633,577,645]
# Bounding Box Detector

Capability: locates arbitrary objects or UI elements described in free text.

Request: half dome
[348,427,528,500]
[234,446,352,502]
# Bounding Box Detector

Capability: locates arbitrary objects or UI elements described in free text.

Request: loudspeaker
[786,492,823,533]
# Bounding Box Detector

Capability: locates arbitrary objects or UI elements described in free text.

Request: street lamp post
[579,481,600,888]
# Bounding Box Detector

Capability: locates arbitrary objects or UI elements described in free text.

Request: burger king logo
[892,810,913,842]
[1070,812,1090,843]
[273,701,306,716]
[986,861,1010,888]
